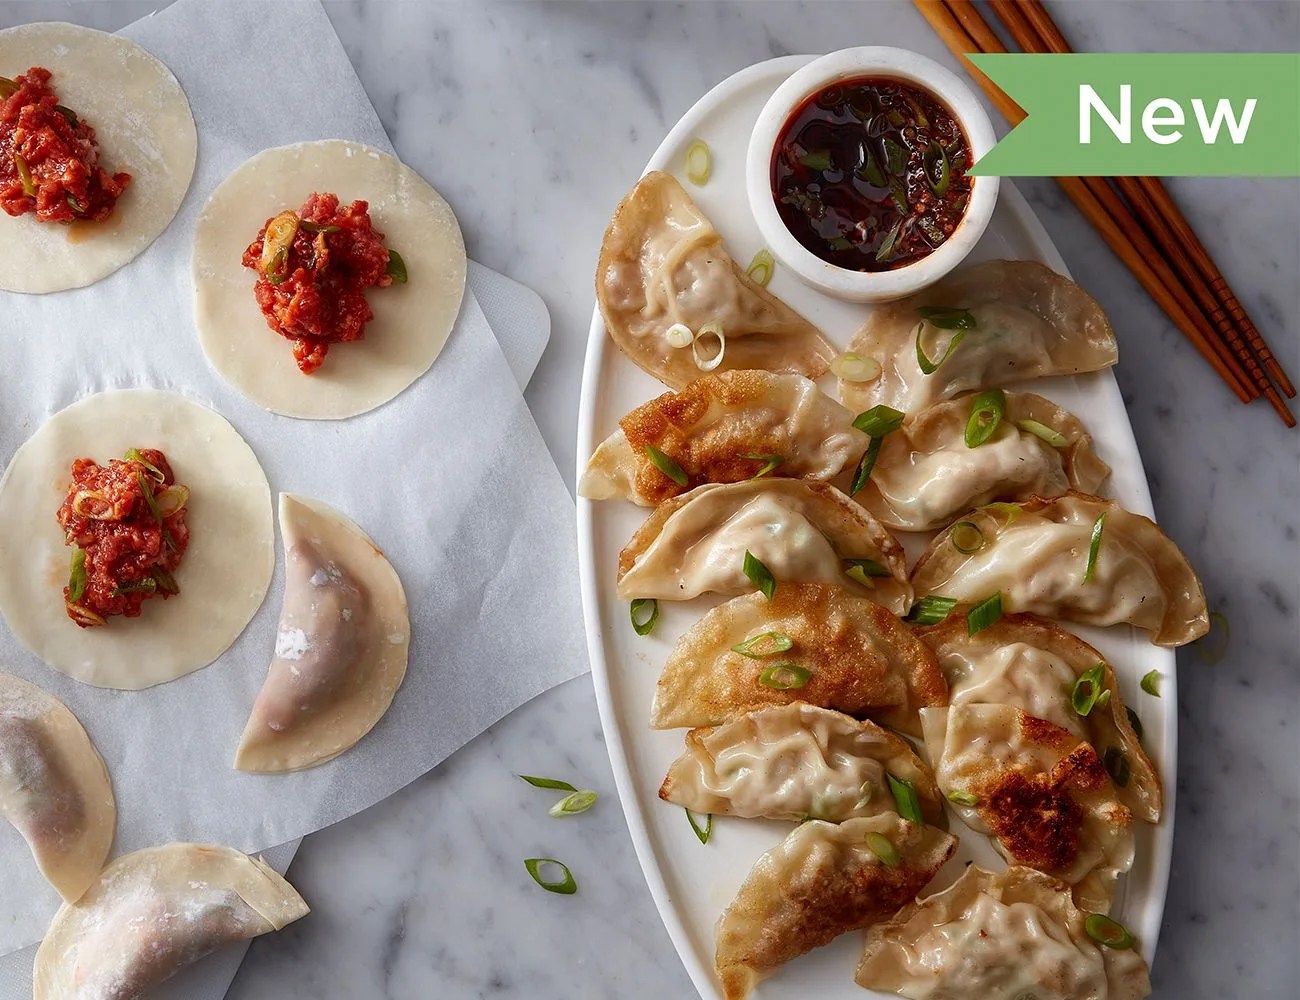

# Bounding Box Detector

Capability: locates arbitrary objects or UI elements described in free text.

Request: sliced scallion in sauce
[1140,669,1162,697]
[964,389,1005,448]
[548,790,598,817]
[745,249,775,287]
[686,807,712,845]
[684,139,712,185]
[946,789,978,807]
[730,631,793,658]
[831,352,882,383]
[518,775,578,792]
[1103,746,1130,788]
[905,595,957,626]
[1071,662,1107,717]
[644,444,688,486]
[1084,913,1136,950]
[966,592,1002,636]
[739,453,782,478]
[743,549,776,601]
[865,831,900,868]
[385,249,408,283]
[758,664,811,690]
[68,547,87,604]
[1016,418,1069,448]
[1082,513,1106,584]
[629,598,659,636]
[950,520,986,555]
[844,558,890,589]
[886,773,923,824]
[524,858,577,895]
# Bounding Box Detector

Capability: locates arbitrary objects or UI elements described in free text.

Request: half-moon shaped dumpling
[840,260,1118,414]
[659,703,942,824]
[235,494,410,773]
[911,492,1208,646]
[858,390,1110,531]
[34,843,308,1000]
[617,480,911,613]
[580,371,868,506]
[715,814,956,1000]
[856,864,1152,1000]
[919,613,1160,823]
[921,704,1134,912]
[0,671,114,903]
[650,584,946,737]
[597,171,836,389]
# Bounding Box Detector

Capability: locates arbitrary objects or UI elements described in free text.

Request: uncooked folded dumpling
[858,390,1110,531]
[658,703,942,824]
[235,494,410,773]
[597,171,835,389]
[0,671,114,903]
[650,583,946,736]
[34,843,308,1000]
[715,813,956,1000]
[856,864,1152,999]
[911,491,1208,646]
[580,371,868,506]
[839,260,1118,414]
[919,613,1160,823]
[921,704,1134,912]
[617,480,911,613]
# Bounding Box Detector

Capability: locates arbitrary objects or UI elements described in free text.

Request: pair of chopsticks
[915,0,1297,427]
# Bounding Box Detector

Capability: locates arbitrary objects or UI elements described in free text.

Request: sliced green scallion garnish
[914,321,968,375]
[1103,746,1130,788]
[730,631,793,658]
[1082,512,1106,584]
[385,249,408,283]
[1071,662,1107,717]
[850,437,884,496]
[831,351,882,383]
[1126,706,1144,740]
[629,598,659,636]
[865,831,900,868]
[1095,688,1113,710]
[55,104,78,128]
[112,577,158,597]
[684,139,712,185]
[68,547,87,604]
[14,153,35,197]
[1197,610,1230,665]
[875,218,903,263]
[745,249,775,287]
[518,775,578,792]
[946,789,978,807]
[924,140,950,196]
[124,448,166,483]
[1084,913,1136,950]
[151,567,179,595]
[1140,670,1162,697]
[743,549,776,601]
[798,149,833,172]
[686,807,712,845]
[964,389,1005,448]
[692,321,726,372]
[644,444,688,486]
[966,592,1002,636]
[665,322,694,349]
[853,405,906,437]
[886,773,923,825]
[548,790,598,817]
[299,220,341,234]
[905,595,957,626]
[950,521,986,555]
[844,558,890,589]
[739,453,782,478]
[916,306,977,330]
[1016,418,1069,448]
[136,472,163,525]
[979,501,1022,523]
[758,664,811,690]
[524,858,577,895]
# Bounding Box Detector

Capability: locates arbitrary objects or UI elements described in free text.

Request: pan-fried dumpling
[34,843,308,1000]
[921,704,1134,911]
[0,672,114,903]
[919,613,1160,823]
[911,492,1208,646]
[858,390,1109,531]
[715,813,956,1000]
[650,584,946,737]
[580,371,868,505]
[235,494,410,773]
[856,864,1152,999]
[617,480,911,613]
[597,171,836,389]
[659,703,942,824]
[840,260,1118,414]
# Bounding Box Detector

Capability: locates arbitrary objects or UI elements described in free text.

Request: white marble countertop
[4,2,1298,998]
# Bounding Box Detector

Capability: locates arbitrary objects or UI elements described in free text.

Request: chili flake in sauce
[56,449,190,627]
[242,192,405,375]
[0,67,131,223]
[771,76,972,272]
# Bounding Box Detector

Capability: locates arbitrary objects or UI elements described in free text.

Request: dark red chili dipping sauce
[0,67,131,223]
[56,449,189,627]
[242,192,402,375]
[771,76,972,272]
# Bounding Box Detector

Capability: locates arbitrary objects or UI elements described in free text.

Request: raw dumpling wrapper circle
[0,22,197,294]
[0,389,274,689]
[192,140,467,419]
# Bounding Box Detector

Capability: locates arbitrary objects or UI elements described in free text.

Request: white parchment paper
[0,0,587,955]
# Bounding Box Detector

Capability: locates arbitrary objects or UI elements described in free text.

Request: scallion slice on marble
[518,775,577,792]
[548,790,598,818]
[524,858,577,895]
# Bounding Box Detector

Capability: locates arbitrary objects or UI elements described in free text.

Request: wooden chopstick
[994,0,1296,422]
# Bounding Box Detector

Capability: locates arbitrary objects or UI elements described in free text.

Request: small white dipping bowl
[747,47,1000,303]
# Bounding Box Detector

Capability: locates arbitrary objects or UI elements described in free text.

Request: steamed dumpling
[840,260,1118,414]
[580,371,868,505]
[597,171,836,389]
[650,583,946,737]
[910,492,1208,646]
[856,864,1152,999]
[659,703,942,824]
[0,671,114,903]
[715,814,956,1000]
[858,390,1110,531]
[919,613,1160,823]
[235,494,410,773]
[921,704,1134,911]
[617,480,911,613]
[34,843,308,1000]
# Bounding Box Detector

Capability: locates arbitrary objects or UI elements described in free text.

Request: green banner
[968,54,1300,177]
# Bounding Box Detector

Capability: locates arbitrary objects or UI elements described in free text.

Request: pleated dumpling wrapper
[856,865,1152,1000]
[580,371,868,506]
[617,480,912,614]
[650,583,946,737]
[659,702,943,824]
[921,704,1134,912]
[596,171,836,389]
[918,612,1161,823]
[715,814,956,1000]
[0,671,114,903]
[34,843,308,1000]
[235,494,410,773]
[857,389,1110,531]
[839,259,1118,415]
[911,491,1208,646]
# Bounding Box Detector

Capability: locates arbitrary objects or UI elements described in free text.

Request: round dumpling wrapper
[0,389,274,689]
[0,22,196,294]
